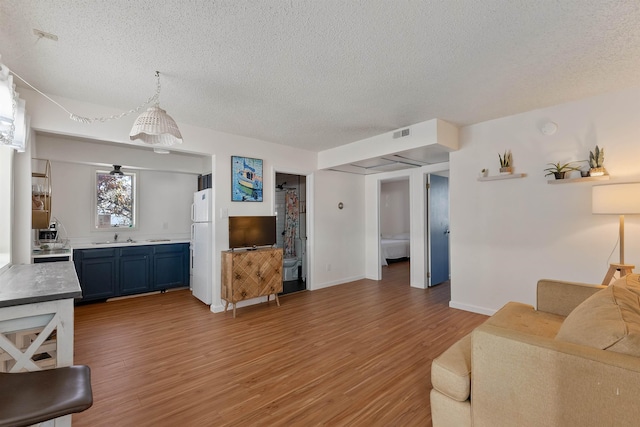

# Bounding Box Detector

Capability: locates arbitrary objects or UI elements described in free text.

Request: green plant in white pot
[544,161,582,180]
[589,145,605,176]
[499,150,513,174]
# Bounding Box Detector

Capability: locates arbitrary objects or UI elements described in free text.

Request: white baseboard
[210,303,226,313]
[209,275,366,313]
[210,295,274,314]
[311,275,366,291]
[449,300,496,316]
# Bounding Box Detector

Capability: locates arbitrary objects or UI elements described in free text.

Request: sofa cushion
[430,389,471,427]
[612,274,640,297]
[484,301,564,338]
[431,333,472,402]
[556,284,640,356]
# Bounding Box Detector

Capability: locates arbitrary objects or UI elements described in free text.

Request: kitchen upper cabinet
[74,243,189,302]
[118,246,152,295]
[73,247,117,301]
[152,243,189,291]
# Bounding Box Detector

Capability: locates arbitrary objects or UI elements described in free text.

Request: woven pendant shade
[129,106,182,146]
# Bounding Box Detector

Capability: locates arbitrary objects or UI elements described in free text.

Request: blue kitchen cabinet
[152,243,190,290]
[74,243,189,301]
[73,248,117,301]
[118,246,152,295]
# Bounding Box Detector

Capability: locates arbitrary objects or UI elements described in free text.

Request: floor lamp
[592,183,640,285]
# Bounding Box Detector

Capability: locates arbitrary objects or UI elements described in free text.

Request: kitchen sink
[93,240,137,245]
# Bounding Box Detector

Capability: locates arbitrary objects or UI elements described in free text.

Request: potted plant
[499,150,513,174]
[544,161,582,180]
[589,145,605,176]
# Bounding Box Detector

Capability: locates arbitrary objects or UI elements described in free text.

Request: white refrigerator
[191,188,213,305]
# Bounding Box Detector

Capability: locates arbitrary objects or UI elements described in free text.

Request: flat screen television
[229,215,276,249]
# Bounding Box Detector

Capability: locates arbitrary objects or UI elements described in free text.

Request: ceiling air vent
[393,128,411,139]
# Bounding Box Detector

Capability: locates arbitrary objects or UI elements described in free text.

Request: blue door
[429,174,450,286]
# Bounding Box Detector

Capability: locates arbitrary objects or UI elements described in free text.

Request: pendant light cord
[8,68,161,124]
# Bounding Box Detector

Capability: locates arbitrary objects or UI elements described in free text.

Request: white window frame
[0,145,13,270]
[93,169,138,230]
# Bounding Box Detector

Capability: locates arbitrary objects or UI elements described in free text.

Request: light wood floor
[73,261,487,426]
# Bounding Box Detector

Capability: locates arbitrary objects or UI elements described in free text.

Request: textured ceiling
[2,1,640,153]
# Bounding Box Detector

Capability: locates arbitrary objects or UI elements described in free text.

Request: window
[94,170,136,229]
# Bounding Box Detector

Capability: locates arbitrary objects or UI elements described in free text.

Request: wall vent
[393,128,411,139]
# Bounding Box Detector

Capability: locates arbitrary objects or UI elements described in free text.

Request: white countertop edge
[70,239,191,250]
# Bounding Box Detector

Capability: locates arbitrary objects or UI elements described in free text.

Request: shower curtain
[284,189,299,258]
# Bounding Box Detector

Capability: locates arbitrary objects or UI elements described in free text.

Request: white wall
[46,162,196,242]
[450,87,640,315]
[380,180,410,236]
[311,170,366,288]
[12,129,34,264]
[31,134,200,242]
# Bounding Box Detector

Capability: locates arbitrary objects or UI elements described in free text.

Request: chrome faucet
[114,233,118,242]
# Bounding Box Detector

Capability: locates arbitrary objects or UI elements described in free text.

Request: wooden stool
[0,365,93,427]
[601,263,635,286]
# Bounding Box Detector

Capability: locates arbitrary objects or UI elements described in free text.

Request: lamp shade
[592,183,640,214]
[129,106,182,146]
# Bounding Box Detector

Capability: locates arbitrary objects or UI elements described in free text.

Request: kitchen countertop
[0,262,82,308]
[31,248,72,259]
[71,239,190,250]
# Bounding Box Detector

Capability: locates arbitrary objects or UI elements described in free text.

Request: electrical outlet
[326,264,331,272]
[162,222,169,230]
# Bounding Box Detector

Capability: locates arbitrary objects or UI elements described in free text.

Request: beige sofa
[431,276,640,426]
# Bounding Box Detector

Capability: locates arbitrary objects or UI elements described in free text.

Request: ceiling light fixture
[110,165,124,175]
[6,60,182,146]
[129,71,182,147]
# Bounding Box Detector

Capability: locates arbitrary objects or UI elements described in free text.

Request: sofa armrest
[536,279,605,316]
[471,323,640,427]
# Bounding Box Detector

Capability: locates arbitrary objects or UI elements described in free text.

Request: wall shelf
[478,173,527,182]
[547,175,610,185]
[32,159,52,229]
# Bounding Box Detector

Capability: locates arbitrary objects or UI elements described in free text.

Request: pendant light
[129,71,182,146]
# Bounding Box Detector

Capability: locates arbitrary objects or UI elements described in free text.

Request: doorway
[275,172,307,294]
[380,178,411,279]
[427,173,450,286]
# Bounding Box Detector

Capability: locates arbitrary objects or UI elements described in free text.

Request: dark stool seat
[0,365,93,427]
